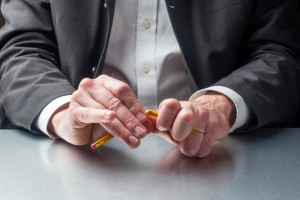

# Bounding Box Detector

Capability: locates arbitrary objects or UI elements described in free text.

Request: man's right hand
[48,75,148,148]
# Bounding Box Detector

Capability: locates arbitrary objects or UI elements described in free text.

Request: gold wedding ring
[192,127,207,134]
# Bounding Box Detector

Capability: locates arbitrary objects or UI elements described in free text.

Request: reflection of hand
[156,143,235,180]
[150,92,236,158]
[46,140,134,173]
[40,140,138,199]
[49,75,147,148]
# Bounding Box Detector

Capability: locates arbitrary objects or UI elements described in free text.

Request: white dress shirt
[36,0,250,138]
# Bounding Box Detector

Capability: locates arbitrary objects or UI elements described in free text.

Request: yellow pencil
[90,109,206,149]
[90,134,114,149]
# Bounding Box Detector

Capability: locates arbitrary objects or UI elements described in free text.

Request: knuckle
[209,118,220,128]
[180,109,194,123]
[96,74,109,84]
[71,90,82,101]
[79,78,93,89]
[164,98,178,106]
[116,127,127,137]
[98,74,108,80]
[82,108,91,120]
[124,116,136,128]
[115,83,131,97]
[68,106,84,127]
[127,101,141,112]
[68,106,77,118]
[161,98,180,110]
[198,108,209,120]
[105,122,129,139]
[107,97,123,110]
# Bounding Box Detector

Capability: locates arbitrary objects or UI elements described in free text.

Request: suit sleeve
[215,0,300,128]
[0,0,75,131]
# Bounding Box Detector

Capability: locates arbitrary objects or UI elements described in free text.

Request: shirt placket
[135,0,158,109]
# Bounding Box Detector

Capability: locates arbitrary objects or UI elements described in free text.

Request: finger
[72,106,116,125]
[97,75,147,122]
[101,119,141,148]
[179,130,204,157]
[152,130,179,145]
[195,132,215,158]
[196,114,229,158]
[143,115,178,145]
[71,89,105,110]
[113,103,147,139]
[156,99,181,132]
[177,105,211,157]
[89,77,147,139]
[71,90,117,126]
[171,105,197,141]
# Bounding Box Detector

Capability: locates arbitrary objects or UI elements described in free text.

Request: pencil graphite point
[90,134,114,149]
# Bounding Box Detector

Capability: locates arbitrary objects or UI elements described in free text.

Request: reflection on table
[0,128,299,200]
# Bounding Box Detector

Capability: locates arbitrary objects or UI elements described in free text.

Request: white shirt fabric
[36,0,250,138]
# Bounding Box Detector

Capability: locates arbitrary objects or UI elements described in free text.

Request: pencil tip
[91,144,96,149]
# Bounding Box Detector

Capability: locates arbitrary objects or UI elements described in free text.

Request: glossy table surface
[0,128,300,200]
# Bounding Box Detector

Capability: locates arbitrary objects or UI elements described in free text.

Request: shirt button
[142,64,150,73]
[143,20,151,30]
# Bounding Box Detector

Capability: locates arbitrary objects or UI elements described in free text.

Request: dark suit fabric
[1,0,300,131]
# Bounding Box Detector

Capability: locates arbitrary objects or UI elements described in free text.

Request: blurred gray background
[0,0,4,28]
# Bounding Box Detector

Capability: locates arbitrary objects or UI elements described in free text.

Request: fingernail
[157,125,168,132]
[129,135,139,146]
[135,126,146,138]
[136,112,146,121]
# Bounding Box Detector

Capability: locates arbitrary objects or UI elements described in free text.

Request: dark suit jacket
[1,0,300,131]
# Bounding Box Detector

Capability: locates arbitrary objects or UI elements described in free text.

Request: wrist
[48,103,69,138]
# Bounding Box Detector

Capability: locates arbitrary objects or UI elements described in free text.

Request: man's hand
[49,75,148,148]
[151,92,236,158]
